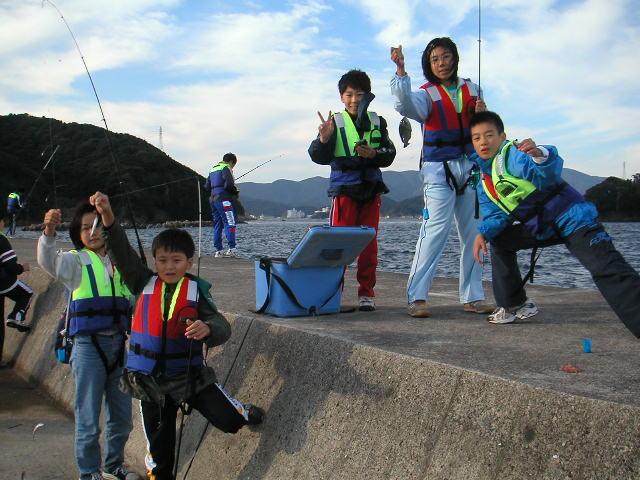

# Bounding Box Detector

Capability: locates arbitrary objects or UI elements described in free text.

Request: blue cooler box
[255,225,375,317]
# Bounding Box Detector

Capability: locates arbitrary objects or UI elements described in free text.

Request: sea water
[17,220,640,290]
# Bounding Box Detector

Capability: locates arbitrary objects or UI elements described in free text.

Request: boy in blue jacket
[470,111,640,333]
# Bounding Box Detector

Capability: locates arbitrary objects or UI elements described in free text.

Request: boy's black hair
[421,37,459,84]
[469,111,505,134]
[152,228,195,259]
[338,69,371,94]
[69,202,97,250]
[223,152,237,165]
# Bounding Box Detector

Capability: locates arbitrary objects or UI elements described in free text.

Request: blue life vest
[126,275,203,376]
[68,250,131,336]
[208,163,234,198]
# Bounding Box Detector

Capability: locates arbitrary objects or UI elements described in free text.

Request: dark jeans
[491,223,640,337]
[141,382,248,480]
[3,280,33,319]
[5,212,17,236]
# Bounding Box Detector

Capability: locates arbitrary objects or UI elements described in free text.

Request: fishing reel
[176,305,198,326]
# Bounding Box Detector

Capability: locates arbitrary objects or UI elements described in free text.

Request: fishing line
[234,153,284,181]
[23,145,60,206]
[49,116,59,207]
[42,0,147,264]
[180,316,256,480]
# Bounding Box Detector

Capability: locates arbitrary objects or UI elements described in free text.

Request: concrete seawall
[4,238,640,479]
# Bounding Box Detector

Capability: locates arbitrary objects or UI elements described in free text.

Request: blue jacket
[205,163,238,201]
[7,192,22,213]
[476,142,598,241]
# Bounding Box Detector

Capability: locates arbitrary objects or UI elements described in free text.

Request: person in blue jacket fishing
[471,111,640,333]
[205,153,240,258]
[6,188,25,237]
[390,38,493,318]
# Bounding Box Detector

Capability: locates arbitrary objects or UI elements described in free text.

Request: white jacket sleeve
[390,74,431,123]
[37,234,83,291]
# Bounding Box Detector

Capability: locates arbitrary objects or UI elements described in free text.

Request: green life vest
[209,162,229,173]
[482,141,537,214]
[71,249,130,300]
[333,111,382,158]
[68,249,132,336]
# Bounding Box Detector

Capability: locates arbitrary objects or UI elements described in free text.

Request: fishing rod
[478,0,482,95]
[235,153,284,181]
[110,176,197,199]
[43,0,147,265]
[23,144,60,206]
[173,177,202,480]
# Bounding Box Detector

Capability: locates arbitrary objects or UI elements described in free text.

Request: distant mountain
[1,113,611,221]
[0,114,207,223]
[239,167,607,217]
[562,168,606,194]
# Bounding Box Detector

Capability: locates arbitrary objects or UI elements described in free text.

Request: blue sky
[2,0,639,183]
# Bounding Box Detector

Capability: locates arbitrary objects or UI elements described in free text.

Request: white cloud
[0,0,178,95]
[1,0,639,186]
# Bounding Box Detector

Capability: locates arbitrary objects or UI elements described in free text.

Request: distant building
[286,208,306,219]
[310,206,330,219]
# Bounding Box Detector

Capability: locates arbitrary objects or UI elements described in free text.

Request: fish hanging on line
[399,116,411,148]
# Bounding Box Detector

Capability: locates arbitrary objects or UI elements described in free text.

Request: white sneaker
[214,250,224,258]
[224,248,239,258]
[358,296,375,312]
[513,299,538,320]
[487,299,538,324]
[487,307,516,324]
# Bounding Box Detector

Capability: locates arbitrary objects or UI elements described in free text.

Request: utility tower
[158,126,164,151]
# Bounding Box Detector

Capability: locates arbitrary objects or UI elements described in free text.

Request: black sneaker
[6,311,30,333]
[245,404,264,426]
[103,465,141,480]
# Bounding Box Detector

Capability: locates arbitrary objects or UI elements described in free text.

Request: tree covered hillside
[1,114,208,223]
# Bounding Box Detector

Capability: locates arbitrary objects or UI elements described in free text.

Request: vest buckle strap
[129,343,198,361]
[69,307,128,318]
[424,137,470,148]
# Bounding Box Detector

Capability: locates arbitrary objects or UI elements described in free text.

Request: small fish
[90,215,101,237]
[399,116,411,147]
[32,422,45,440]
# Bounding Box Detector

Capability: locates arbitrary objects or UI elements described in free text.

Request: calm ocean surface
[17,220,640,290]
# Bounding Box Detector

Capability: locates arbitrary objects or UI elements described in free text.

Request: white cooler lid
[287,225,375,268]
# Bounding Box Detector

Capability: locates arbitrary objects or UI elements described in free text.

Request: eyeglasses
[430,53,453,65]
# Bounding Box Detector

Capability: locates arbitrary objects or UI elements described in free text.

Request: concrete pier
[2,238,640,479]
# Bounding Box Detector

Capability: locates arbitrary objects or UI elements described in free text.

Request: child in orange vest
[90,192,263,480]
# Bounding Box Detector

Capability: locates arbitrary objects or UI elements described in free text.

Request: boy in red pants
[309,69,396,311]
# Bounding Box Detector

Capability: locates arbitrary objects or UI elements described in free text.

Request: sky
[1,0,639,183]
